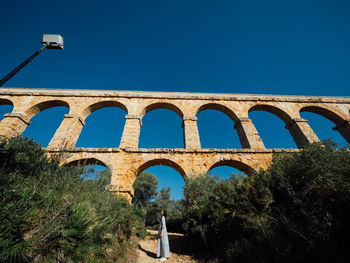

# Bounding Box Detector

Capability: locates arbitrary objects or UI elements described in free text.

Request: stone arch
[81,101,128,121]
[300,105,350,143]
[139,102,184,148]
[136,158,186,180]
[248,104,305,148]
[25,100,70,120]
[0,98,13,107]
[65,157,110,170]
[300,105,346,124]
[208,160,257,177]
[249,104,293,123]
[196,103,238,122]
[0,99,14,120]
[141,102,184,119]
[196,103,245,148]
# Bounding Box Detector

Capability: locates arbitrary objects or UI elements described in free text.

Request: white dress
[157,215,170,258]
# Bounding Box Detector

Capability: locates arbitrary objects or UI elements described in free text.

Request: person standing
[157,209,170,261]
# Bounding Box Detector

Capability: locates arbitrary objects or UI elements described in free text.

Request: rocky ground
[136,230,199,263]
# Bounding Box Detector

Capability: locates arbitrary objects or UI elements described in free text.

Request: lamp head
[42,34,64,49]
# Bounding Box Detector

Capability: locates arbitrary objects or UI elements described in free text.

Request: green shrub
[0,136,145,262]
[133,172,186,233]
[183,141,350,262]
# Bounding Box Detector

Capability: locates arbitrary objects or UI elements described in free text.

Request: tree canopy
[133,171,159,208]
[183,141,350,262]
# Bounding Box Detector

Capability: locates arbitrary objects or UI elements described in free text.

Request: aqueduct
[0,88,349,201]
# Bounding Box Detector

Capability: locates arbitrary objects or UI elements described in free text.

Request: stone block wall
[1,88,349,201]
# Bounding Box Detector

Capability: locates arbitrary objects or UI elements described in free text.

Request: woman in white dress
[157,209,170,261]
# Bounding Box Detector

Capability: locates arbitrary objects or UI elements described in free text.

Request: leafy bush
[0,136,145,262]
[132,171,159,209]
[183,141,350,262]
[133,173,186,233]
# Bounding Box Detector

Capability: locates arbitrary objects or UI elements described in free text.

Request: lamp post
[0,34,64,87]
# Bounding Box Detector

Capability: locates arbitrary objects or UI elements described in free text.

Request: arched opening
[249,105,297,148]
[65,158,111,184]
[76,107,127,147]
[140,165,186,201]
[22,106,69,147]
[81,101,128,121]
[139,108,183,148]
[300,106,349,145]
[141,102,184,119]
[133,159,186,231]
[197,104,241,148]
[300,106,345,124]
[137,159,186,180]
[208,165,248,180]
[208,160,257,177]
[0,99,13,122]
[66,157,108,167]
[25,100,70,120]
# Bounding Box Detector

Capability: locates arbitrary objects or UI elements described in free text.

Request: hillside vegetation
[1,136,349,263]
[0,136,145,262]
[182,141,350,262]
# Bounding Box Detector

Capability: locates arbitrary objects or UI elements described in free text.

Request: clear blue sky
[1,0,349,199]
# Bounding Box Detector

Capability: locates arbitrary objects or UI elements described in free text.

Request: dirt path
[136,230,198,263]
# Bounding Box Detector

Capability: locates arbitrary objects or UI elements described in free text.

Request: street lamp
[0,34,64,87]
